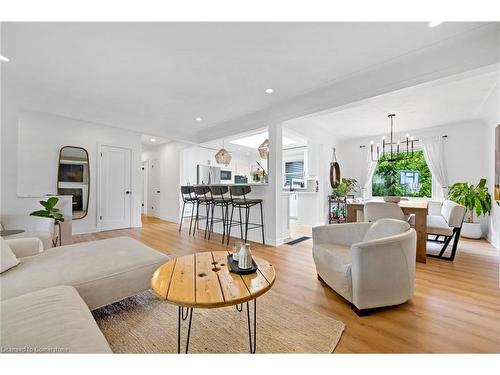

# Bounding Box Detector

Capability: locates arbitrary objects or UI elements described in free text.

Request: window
[283,160,304,187]
[372,150,432,198]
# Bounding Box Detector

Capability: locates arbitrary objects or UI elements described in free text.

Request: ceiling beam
[197,23,500,143]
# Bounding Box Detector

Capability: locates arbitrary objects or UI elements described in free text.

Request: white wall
[142,142,185,223]
[2,110,143,234]
[483,81,500,248]
[337,120,490,234]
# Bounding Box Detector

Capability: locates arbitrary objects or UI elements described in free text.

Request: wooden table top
[151,251,275,308]
[348,200,428,211]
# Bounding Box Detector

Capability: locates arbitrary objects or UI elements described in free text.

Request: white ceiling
[285,66,500,141]
[2,22,494,142]
[141,134,170,151]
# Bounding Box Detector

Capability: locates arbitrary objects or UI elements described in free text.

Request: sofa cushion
[0,286,111,353]
[0,236,169,309]
[3,231,53,250]
[312,243,352,302]
[427,215,453,236]
[363,219,411,242]
[1,238,20,274]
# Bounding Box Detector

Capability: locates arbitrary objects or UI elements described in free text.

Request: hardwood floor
[73,215,500,353]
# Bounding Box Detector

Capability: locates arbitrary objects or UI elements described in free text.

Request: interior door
[141,161,148,215]
[99,145,132,231]
[149,159,161,217]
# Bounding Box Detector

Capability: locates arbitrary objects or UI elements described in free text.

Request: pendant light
[258,138,269,159]
[214,140,232,166]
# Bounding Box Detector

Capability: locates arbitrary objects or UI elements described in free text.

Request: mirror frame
[57,146,90,220]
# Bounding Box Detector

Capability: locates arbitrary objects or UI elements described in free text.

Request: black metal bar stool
[179,186,197,235]
[193,186,213,239]
[227,185,265,245]
[209,185,231,243]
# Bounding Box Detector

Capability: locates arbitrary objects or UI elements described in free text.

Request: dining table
[346,200,429,263]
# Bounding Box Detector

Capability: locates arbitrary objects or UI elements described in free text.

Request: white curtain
[422,136,448,201]
[359,147,377,199]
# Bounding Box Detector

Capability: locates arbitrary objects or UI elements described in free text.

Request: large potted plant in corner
[447,178,491,239]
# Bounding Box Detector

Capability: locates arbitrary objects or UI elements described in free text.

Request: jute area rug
[93,290,345,354]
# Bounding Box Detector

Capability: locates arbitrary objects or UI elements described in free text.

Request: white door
[141,161,148,215]
[149,159,161,217]
[99,145,132,231]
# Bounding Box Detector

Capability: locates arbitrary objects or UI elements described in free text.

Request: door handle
[156,190,160,193]
[125,191,131,194]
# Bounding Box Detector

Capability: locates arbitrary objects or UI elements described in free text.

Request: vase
[238,243,253,269]
[383,196,401,203]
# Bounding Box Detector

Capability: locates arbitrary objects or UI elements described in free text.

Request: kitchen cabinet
[289,193,298,218]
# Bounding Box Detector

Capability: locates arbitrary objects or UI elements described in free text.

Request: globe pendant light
[214,140,232,166]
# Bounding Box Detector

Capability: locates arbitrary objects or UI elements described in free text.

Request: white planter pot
[461,222,482,239]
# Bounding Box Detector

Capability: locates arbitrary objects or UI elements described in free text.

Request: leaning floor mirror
[57,146,90,220]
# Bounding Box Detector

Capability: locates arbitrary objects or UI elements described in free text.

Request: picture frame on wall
[496,125,500,201]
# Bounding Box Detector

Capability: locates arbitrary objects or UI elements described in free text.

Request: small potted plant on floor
[447,178,491,239]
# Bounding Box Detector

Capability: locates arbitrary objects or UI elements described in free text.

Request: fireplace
[58,188,83,211]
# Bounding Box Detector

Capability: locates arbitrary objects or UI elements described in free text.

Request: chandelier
[370,114,417,162]
[214,140,232,166]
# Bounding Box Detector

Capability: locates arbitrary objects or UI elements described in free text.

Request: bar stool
[209,185,231,243]
[193,186,213,239]
[227,185,265,245]
[179,186,197,235]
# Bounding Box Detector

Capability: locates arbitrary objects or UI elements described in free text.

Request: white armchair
[312,219,416,315]
[426,200,466,261]
[0,215,55,250]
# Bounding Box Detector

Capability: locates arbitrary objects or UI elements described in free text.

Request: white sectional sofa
[1,236,169,353]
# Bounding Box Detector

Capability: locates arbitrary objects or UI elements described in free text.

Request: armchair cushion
[441,200,466,228]
[363,219,410,242]
[1,238,20,274]
[427,215,453,236]
[5,237,44,258]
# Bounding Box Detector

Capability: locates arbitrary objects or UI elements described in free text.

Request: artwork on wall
[496,125,500,201]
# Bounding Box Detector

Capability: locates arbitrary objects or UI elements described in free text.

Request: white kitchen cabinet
[289,193,298,218]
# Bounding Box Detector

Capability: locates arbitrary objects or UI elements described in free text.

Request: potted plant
[447,178,491,239]
[333,178,359,198]
[30,196,65,223]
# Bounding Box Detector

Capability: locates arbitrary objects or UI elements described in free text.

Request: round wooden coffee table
[151,251,275,353]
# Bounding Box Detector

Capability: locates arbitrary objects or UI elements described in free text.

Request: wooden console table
[346,201,428,263]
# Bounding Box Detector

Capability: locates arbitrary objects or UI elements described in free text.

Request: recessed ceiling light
[265,88,273,94]
[428,21,443,27]
[150,138,156,142]
[0,55,10,62]
[195,117,202,122]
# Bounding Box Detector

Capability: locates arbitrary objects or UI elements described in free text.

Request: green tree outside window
[372,150,432,198]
